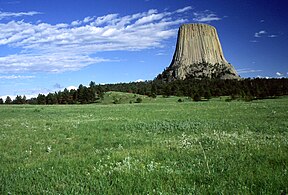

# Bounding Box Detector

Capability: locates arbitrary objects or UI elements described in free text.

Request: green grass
[0,95,287,194]
[100,91,148,104]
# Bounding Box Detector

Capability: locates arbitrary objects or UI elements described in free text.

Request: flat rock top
[180,23,216,29]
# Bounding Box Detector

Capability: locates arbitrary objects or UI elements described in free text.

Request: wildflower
[46,146,52,153]
[118,144,123,150]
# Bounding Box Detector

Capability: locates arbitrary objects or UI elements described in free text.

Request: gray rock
[157,23,240,81]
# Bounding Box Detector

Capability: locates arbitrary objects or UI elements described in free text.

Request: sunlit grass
[0,95,287,194]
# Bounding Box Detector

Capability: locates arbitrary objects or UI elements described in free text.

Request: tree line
[1,78,288,104]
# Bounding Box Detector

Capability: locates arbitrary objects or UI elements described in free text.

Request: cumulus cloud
[0,8,190,74]
[276,72,283,76]
[71,20,82,26]
[67,86,77,91]
[135,79,145,82]
[193,10,222,22]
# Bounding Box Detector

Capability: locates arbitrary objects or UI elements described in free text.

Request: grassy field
[0,94,287,194]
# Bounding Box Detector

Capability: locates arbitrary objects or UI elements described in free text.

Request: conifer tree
[5,96,12,104]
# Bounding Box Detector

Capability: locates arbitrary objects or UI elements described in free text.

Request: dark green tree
[22,95,27,104]
[163,85,171,97]
[77,84,86,104]
[5,96,12,104]
[204,90,212,100]
[59,88,73,104]
[89,81,96,88]
[46,93,58,104]
[37,94,46,104]
[13,95,23,104]
[97,88,105,100]
[150,83,157,98]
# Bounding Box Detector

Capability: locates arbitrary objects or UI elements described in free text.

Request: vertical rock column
[160,23,239,80]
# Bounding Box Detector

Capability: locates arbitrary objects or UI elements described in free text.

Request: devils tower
[157,23,240,81]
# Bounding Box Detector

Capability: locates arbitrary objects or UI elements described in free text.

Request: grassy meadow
[0,94,287,194]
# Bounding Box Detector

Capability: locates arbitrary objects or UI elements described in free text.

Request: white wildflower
[118,144,123,150]
[46,146,52,153]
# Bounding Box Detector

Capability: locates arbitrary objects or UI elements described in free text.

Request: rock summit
[157,23,240,81]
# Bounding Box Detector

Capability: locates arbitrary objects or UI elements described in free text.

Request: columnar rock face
[157,23,240,81]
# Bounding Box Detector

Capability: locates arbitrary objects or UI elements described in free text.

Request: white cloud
[254,30,267,37]
[276,72,283,76]
[175,6,193,13]
[0,87,51,100]
[71,20,82,26]
[2,1,20,4]
[67,86,77,91]
[102,28,117,36]
[0,95,16,101]
[0,84,80,100]
[135,12,167,25]
[0,11,41,20]
[268,34,277,38]
[83,16,95,23]
[237,68,262,74]
[253,30,279,41]
[256,75,271,79]
[0,7,190,74]
[135,79,145,82]
[0,53,108,73]
[91,14,118,26]
[0,75,35,79]
[193,10,222,22]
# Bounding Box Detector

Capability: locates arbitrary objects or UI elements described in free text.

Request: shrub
[193,93,201,101]
[204,91,212,100]
[113,98,120,104]
[135,97,142,103]
[150,93,157,98]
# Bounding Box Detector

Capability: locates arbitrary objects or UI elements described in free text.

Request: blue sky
[0,0,287,99]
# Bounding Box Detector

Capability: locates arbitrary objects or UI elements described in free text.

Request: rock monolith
[157,23,240,81]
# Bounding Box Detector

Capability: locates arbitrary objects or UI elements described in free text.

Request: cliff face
[157,23,240,81]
